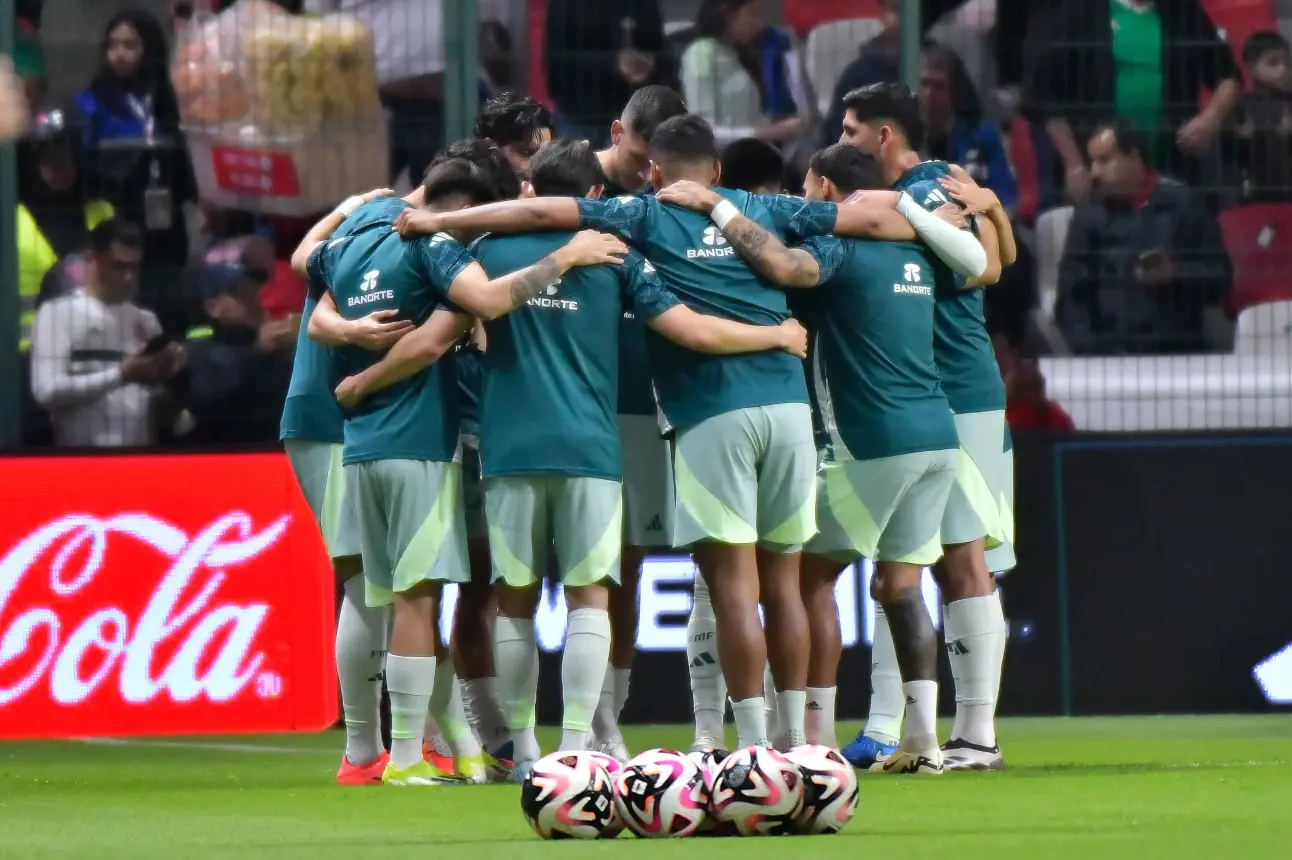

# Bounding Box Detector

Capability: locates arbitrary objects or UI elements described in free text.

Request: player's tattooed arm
[334,310,472,408]
[723,215,822,288]
[307,291,414,350]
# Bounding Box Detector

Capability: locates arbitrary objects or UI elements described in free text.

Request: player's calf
[560,584,613,753]
[590,550,641,762]
[801,553,848,749]
[385,581,458,784]
[757,546,810,750]
[870,563,943,772]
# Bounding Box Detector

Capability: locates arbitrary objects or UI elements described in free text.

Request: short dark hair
[89,218,143,254]
[1244,30,1290,65]
[473,92,553,149]
[1092,117,1153,167]
[719,138,784,192]
[808,144,884,194]
[648,114,718,167]
[695,0,756,39]
[422,157,502,208]
[622,85,687,143]
[841,82,926,151]
[438,138,520,200]
[529,139,607,198]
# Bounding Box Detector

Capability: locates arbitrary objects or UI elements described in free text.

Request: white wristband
[335,196,364,218]
[711,199,740,230]
[895,192,921,221]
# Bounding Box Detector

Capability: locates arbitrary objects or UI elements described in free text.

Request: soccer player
[304,156,627,786]
[473,92,554,180]
[284,185,409,786]
[395,116,983,750]
[836,82,1014,772]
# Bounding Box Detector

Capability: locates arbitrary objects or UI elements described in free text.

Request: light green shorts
[485,475,624,588]
[460,436,487,541]
[284,439,361,560]
[807,449,957,565]
[984,434,1016,574]
[345,459,469,607]
[941,410,1009,554]
[619,414,674,548]
[673,403,817,551]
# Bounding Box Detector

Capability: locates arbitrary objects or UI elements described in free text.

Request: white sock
[901,679,939,754]
[385,654,437,768]
[335,574,388,766]
[687,577,726,742]
[805,686,837,748]
[763,664,779,741]
[591,666,623,745]
[864,606,904,746]
[430,661,481,759]
[730,696,769,748]
[944,592,1007,748]
[775,689,806,749]
[560,608,612,752]
[613,667,631,717]
[461,676,511,754]
[494,615,541,762]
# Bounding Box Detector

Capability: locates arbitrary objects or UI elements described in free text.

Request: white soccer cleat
[690,735,723,754]
[589,737,631,764]
[868,747,944,775]
[941,739,1005,771]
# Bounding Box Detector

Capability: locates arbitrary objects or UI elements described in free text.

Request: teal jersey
[472,234,678,480]
[279,198,408,443]
[613,190,656,417]
[577,189,832,431]
[456,343,484,439]
[894,161,1005,415]
[802,235,957,460]
[309,208,471,466]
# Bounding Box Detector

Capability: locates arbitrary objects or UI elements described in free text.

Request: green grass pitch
[2,716,1290,858]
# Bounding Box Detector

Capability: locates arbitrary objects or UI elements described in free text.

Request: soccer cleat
[336,751,389,786]
[690,735,723,754]
[841,732,898,769]
[589,737,631,764]
[381,759,459,786]
[455,751,514,784]
[868,747,944,775]
[941,738,1006,771]
[423,740,455,775]
[512,758,536,785]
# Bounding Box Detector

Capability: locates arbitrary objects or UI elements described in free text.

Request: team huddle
[279,81,1018,788]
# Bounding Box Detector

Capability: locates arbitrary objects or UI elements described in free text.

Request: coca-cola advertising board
[0,454,337,738]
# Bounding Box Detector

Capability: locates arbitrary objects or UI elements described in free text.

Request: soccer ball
[785,745,859,834]
[585,751,624,778]
[687,748,731,836]
[584,752,626,838]
[709,746,805,836]
[520,751,617,840]
[613,748,709,837]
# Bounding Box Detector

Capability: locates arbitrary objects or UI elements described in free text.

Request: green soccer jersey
[308,203,471,466]
[801,235,958,460]
[456,342,484,440]
[471,233,679,480]
[280,198,408,444]
[577,189,833,431]
[894,161,1006,415]
[608,191,657,418]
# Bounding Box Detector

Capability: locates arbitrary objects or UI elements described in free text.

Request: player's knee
[497,584,541,619]
[565,583,610,612]
[936,541,993,599]
[872,561,923,603]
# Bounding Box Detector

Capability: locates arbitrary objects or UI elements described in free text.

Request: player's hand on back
[655,180,722,213]
[345,309,415,350]
[359,187,396,204]
[559,230,628,267]
[939,168,1000,215]
[931,203,968,229]
[395,209,441,237]
[777,317,809,358]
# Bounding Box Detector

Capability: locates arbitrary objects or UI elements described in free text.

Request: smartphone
[142,335,172,356]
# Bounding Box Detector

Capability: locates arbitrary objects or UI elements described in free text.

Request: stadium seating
[1201,0,1280,60]
[804,18,885,116]
[1220,204,1292,315]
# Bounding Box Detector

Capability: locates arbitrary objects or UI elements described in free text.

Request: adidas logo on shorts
[645,514,663,532]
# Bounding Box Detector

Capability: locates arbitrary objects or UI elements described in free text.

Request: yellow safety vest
[17,199,115,351]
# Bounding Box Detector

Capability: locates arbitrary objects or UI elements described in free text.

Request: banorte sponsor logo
[0,454,336,739]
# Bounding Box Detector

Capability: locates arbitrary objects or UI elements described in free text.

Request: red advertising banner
[0,454,336,739]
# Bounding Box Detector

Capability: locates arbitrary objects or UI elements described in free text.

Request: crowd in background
[11,0,1292,450]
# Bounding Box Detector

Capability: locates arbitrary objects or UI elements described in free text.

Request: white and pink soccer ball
[785,745,859,834]
[584,752,626,838]
[612,748,709,837]
[709,745,805,836]
[520,751,617,839]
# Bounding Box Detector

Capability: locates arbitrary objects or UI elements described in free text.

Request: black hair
[648,114,718,167]
[719,138,784,192]
[694,0,756,39]
[529,139,608,198]
[921,41,983,126]
[473,92,554,150]
[90,218,144,254]
[841,82,926,151]
[438,138,520,201]
[622,85,688,142]
[90,10,183,134]
[1244,30,1290,65]
[808,144,885,194]
[421,157,503,208]
[1091,117,1154,167]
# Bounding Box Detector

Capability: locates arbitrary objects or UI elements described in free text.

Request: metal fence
[5,0,1292,450]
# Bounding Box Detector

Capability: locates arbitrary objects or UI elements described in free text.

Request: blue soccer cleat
[842,732,898,769]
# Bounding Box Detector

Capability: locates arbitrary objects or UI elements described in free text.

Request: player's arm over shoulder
[334,306,473,408]
[714,208,822,288]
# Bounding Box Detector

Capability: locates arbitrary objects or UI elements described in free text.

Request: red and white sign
[209,146,302,198]
[0,454,336,739]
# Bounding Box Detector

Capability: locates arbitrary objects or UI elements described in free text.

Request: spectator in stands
[473,93,554,181]
[719,137,785,194]
[30,219,185,448]
[1025,0,1242,203]
[995,334,1074,433]
[183,260,294,446]
[1057,119,1231,355]
[681,0,804,149]
[17,106,114,353]
[921,42,1017,214]
[77,9,196,338]
[820,0,900,146]
[1238,31,1292,202]
[545,0,673,145]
